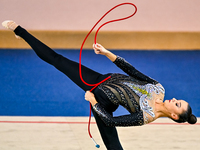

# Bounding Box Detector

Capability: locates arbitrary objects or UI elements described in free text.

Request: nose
[172,98,177,102]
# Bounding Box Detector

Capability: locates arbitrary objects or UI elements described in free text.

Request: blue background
[0,49,199,117]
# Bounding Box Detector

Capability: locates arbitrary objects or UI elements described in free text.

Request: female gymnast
[2,21,197,150]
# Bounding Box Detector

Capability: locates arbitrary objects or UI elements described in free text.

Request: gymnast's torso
[92,56,165,127]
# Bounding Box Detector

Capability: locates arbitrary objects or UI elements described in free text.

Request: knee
[51,54,66,66]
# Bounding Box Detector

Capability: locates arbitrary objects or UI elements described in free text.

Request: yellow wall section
[1,30,200,50]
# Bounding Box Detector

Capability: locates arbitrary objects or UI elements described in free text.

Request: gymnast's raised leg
[14,26,109,91]
[2,21,123,150]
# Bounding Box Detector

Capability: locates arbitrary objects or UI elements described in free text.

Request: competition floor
[0,116,200,150]
[0,49,200,149]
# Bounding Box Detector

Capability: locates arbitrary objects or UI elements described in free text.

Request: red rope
[78,2,137,140]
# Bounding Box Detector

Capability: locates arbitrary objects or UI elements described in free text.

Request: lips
[169,99,171,103]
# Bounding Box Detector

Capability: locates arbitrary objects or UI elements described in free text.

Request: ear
[171,113,179,120]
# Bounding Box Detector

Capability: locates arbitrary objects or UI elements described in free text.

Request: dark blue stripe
[0,49,199,117]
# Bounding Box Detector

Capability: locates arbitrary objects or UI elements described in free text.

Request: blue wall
[0,49,199,117]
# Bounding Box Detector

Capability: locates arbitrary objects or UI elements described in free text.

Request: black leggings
[14,26,123,150]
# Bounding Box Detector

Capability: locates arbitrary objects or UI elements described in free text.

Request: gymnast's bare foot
[2,20,21,39]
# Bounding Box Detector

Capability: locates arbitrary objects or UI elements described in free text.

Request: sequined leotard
[93,56,165,127]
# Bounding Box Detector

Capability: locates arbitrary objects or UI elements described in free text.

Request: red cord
[78,2,137,140]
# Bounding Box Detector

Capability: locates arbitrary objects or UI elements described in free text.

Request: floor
[0,116,199,150]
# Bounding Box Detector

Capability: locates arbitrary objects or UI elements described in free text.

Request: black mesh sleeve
[113,56,158,84]
[93,103,144,127]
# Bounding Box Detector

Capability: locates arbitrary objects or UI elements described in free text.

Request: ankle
[8,21,19,31]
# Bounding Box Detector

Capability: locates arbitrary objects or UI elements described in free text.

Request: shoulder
[155,83,165,94]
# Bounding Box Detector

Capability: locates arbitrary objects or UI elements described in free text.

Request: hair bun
[188,114,197,124]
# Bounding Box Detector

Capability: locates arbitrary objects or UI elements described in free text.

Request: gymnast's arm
[93,43,158,84]
[113,56,158,84]
[93,103,144,127]
[85,91,144,127]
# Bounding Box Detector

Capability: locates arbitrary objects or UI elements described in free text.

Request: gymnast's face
[164,98,188,120]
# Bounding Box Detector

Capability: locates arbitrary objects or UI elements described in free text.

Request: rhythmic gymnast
[2,21,197,150]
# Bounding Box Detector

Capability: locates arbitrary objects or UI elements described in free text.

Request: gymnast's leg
[92,108,123,150]
[3,21,123,149]
[14,25,109,91]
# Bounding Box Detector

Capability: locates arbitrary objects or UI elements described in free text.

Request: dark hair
[172,104,197,124]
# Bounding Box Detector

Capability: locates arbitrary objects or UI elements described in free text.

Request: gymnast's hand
[93,43,117,62]
[93,43,109,55]
[85,91,98,106]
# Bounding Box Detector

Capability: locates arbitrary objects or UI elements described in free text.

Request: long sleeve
[93,103,144,127]
[113,56,158,84]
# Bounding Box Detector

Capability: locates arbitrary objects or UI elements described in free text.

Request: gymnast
[2,21,197,150]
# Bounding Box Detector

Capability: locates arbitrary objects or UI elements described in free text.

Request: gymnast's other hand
[93,43,109,55]
[85,91,98,106]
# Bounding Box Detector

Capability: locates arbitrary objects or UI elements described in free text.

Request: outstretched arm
[93,43,117,62]
[93,43,158,84]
